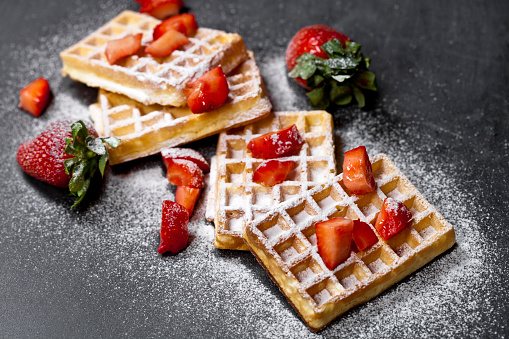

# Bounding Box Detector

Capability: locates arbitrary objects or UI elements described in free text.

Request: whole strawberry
[17,120,120,208]
[286,24,377,109]
[158,200,190,254]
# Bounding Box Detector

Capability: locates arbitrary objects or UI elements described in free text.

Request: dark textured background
[1,0,508,338]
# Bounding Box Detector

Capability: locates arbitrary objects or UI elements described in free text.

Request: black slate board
[1,0,508,338]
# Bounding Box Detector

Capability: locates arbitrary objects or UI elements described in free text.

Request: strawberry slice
[166,158,204,189]
[247,125,305,159]
[375,198,412,240]
[139,0,184,20]
[352,219,378,251]
[253,160,295,186]
[185,67,229,113]
[175,186,201,215]
[315,217,354,270]
[19,77,51,117]
[161,147,210,173]
[105,33,143,65]
[158,200,189,254]
[145,28,189,57]
[153,13,198,40]
[343,146,376,195]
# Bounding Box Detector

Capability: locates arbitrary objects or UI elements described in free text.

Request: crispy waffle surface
[243,153,456,331]
[61,10,248,107]
[206,111,337,250]
[89,52,271,165]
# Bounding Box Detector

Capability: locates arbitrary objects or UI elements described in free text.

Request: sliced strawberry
[175,186,201,215]
[253,160,295,186]
[247,125,305,159]
[19,77,51,117]
[352,219,378,251]
[166,158,204,189]
[158,200,189,254]
[153,13,198,40]
[145,28,189,57]
[185,67,229,113]
[375,198,412,240]
[161,147,210,173]
[139,0,184,20]
[343,146,376,195]
[105,33,143,65]
[315,217,353,270]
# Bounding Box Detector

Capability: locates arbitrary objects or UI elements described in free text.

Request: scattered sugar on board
[1,8,503,337]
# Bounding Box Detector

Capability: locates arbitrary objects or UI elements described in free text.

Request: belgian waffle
[243,153,456,331]
[205,111,337,250]
[89,52,271,165]
[61,10,248,106]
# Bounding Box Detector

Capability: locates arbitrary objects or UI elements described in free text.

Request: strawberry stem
[63,120,120,208]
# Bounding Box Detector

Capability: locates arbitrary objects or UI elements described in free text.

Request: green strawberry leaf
[64,120,120,209]
[288,38,377,111]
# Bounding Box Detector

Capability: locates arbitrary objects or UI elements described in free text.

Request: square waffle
[89,52,272,165]
[243,153,456,331]
[61,10,248,107]
[205,111,337,250]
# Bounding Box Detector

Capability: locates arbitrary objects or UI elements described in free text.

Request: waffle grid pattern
[212,111,336,250]
[89,53,271,165]
[61,10,248,106]
[243,153,455,330]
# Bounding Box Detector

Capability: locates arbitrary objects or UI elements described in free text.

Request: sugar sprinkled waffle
[206,111,337,250]
[61,10,248,107]
[89,52,271,165]
[243,153,456,331]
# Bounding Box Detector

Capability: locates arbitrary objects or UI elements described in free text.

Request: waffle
[205,111,337,250]
[243,153,456,331]
[89,52,271,165]
[61,10,248,107]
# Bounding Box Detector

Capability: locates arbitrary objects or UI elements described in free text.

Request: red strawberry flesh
[185,66,229,114]
[166,158,204,189]
[343,146,376,195]
[315,217,354,270]
[175,186,201,216]
[145,28,189,57]
[158,200,189,254]
[161,147,210,173]
[105,33,143,65]
[140,0,184,20]
[352,219,378,251]
[253,160,295,186]
[375,198,412,240]
[247,124,304,159]
[153,13,198,40]
[19,77,51,117]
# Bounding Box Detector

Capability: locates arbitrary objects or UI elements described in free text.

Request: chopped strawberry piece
[175,186,201,215]
[247,125,305,159]
[161,147,210,173]
[343,146,376,195]
[105,33,143,65]
[185,67,229,113]
[153,13,198,40]
[253,160,295,186]
[158,200,189,254]
[375,198,412,240]
[352,220,378,251]
[145,28,189,57]
[166,158,204,189]
[315,217,354,270]
[19,77,51,117]
[139,0,184,20]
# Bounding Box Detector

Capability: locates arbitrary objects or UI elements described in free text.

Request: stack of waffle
[60,10,271,164]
